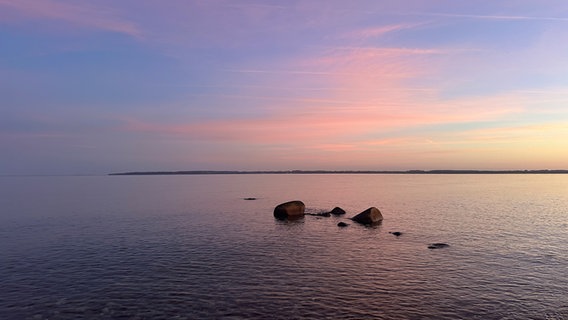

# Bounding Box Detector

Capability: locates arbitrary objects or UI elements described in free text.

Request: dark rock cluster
[273,201,449,250]
[273,201,383,226]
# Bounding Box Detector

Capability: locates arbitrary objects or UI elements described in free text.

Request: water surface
[1,174,567,319]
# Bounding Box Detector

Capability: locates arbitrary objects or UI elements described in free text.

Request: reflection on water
[1,174,568,319]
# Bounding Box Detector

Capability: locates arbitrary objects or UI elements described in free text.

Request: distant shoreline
[109,169,568,176]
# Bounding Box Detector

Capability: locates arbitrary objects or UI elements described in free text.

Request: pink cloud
[114,33,532,151]
[304,47,449,85]
[116,94,522,147]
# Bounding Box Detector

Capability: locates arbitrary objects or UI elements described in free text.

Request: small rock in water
[389,231,403,236]
[330,207,346,215]
[337,222,349,227]
[428,243,450,249]
[244,197,257,200]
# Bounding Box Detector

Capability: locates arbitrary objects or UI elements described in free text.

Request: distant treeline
[109,169,568,176]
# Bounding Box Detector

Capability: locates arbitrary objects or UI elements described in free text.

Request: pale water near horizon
[1,174,567,319]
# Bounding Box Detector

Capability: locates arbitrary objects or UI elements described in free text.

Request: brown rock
[273,200,306,220]
[351,207,383,225]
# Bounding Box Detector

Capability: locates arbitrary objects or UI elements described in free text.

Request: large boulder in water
[274,200,305,220]
[351,207,383,225]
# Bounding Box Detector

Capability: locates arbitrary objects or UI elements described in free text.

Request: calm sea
[1,174,567,319]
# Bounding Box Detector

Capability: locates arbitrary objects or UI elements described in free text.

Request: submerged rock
[389,231,403,237]
[306,211,331,217]
[274,200,305,220]
[330,207,346,215]
[351,207,383,225]
[428,243,450,249]
[337,222,349,227]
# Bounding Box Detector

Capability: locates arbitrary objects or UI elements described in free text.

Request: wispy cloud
[185,93,358,105]
[219,3,289,10]
[318,46,449,55]
[340,23,423,41]
[0,0,142,38]
[178,85,436,94]
[411,12,568,22]
[460,122,568,142]
[224,69,359,76]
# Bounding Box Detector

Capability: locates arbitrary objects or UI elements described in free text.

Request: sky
[1,0,568,175]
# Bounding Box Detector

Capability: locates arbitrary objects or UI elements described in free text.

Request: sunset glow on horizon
[2,0,568,174]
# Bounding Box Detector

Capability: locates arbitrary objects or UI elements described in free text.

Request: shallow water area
[1,174,567,319]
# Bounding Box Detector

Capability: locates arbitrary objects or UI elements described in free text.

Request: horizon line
[108,169,568,176]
